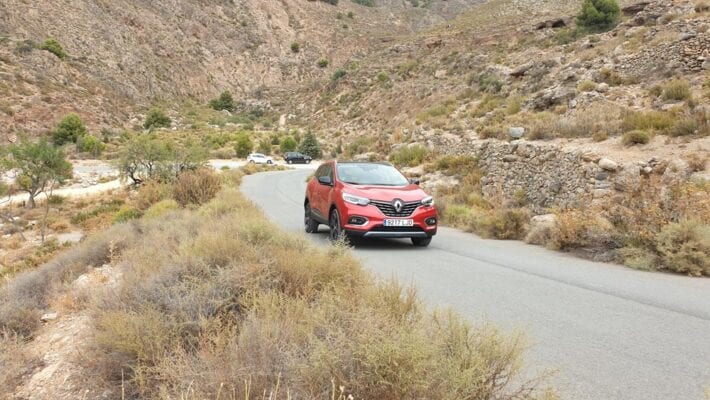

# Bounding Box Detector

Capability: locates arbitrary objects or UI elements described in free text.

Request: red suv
[304,161,438,247]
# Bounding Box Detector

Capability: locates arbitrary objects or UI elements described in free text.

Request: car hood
[343,184,430,203]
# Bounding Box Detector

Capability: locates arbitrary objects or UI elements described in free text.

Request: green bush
[320,0,338,4]
[53,113,87,145]
[377,71,390,84]
[352,0,375,6]
[143,108,171,130]
[143,199,179,219]
[390,145,428,167]
[290,42,300,53]
[78,135,106,157]
[113,207,141,224]
[622,130,651,145]
[280,136,298,153]
[661,79,692,101]
[317,58,329,68]
[477,73,503,93]
[331,68,347,81]
[234,132,253,158]
[656,220,709,276]
[577,0,620,31]
[208,91,234,111]
[40,38,66,59]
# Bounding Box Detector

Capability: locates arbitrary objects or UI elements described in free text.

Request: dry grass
[0,223,138,336]
[0,331,40,397]
[82,178,552,399]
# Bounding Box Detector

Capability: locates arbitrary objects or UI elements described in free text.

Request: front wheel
[411,237,432,247]
[287,159,293,164]
[305,203,319,233]
[306,159,311,164]
[329,209,346,242]
[249,160,255,164]
[267,160,273,165]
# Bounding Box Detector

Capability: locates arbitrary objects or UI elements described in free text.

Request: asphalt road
[242,168,710,400]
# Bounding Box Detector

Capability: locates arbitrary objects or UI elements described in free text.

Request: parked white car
[246,153,274,165]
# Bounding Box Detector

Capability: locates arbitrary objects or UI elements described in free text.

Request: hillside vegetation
[0,170,554,399]
[0,0,481,137]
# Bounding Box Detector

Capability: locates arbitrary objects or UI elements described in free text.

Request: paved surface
[242,168,710,400]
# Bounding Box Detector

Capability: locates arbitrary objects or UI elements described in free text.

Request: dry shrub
[173,168,222,206]
[622,130,651,145]
[661,79,692,101]
[135,180,172,210]
[686,153,708,172]
[616,246,659,271]
[621,110,675,133]
[0,223,137,337]
[546,210,615,251]
[0,331,40,396]
[656,220,709,276]
[473,208,531,240]
[577,80,597,92]
[88,189,551,399]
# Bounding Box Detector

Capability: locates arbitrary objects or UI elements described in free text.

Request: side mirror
[318,176,333,186]
[410,178,420,185]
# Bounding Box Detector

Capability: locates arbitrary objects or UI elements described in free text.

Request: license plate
[383,219,414,227]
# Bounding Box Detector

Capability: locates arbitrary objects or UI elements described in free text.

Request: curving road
[242,169,710,400]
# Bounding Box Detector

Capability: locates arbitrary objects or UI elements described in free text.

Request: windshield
[336,163,409,186]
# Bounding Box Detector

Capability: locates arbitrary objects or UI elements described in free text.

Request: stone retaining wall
[428,137,695,213]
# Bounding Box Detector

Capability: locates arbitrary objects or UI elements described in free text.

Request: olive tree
[3,138,72,209]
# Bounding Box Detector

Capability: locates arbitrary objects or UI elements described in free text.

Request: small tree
[298,132,322,159]
[53,113,87,145]
[280,136,298,153]
[234,132,254,158]
[116,134,170,186]
[209,91,235,111]
[144,108,172,130]
[3,138,73,209]
[161,138,209,180]
[577,0,620,31]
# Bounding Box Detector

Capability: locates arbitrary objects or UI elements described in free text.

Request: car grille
[370,225,424,233]
[370,200,421,217]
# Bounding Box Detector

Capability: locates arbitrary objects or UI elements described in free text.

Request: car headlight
[342,192,370,206]
[422,196,434,207]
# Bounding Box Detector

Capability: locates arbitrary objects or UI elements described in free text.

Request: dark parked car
[284,151,312,164]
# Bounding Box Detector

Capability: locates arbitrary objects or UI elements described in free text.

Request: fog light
[348,216,368,225]
[425,217,437,226]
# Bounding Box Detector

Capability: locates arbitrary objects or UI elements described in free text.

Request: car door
[312,163,333,221]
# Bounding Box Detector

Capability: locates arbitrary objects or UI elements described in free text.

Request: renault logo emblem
[393,199,403,213]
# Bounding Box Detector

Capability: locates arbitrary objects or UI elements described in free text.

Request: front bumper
[341,202,438,239]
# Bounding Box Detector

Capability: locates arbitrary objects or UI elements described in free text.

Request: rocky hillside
[0,0,481,139]
[287,0,708,146]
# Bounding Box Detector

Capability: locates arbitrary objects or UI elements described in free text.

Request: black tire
[329,209,345,242]
[287,159,293,164]
[306,159,311,164]
[267,160,273,165]
[304,203,319,233]
[411,237,432,247]
[249,160,255,164]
